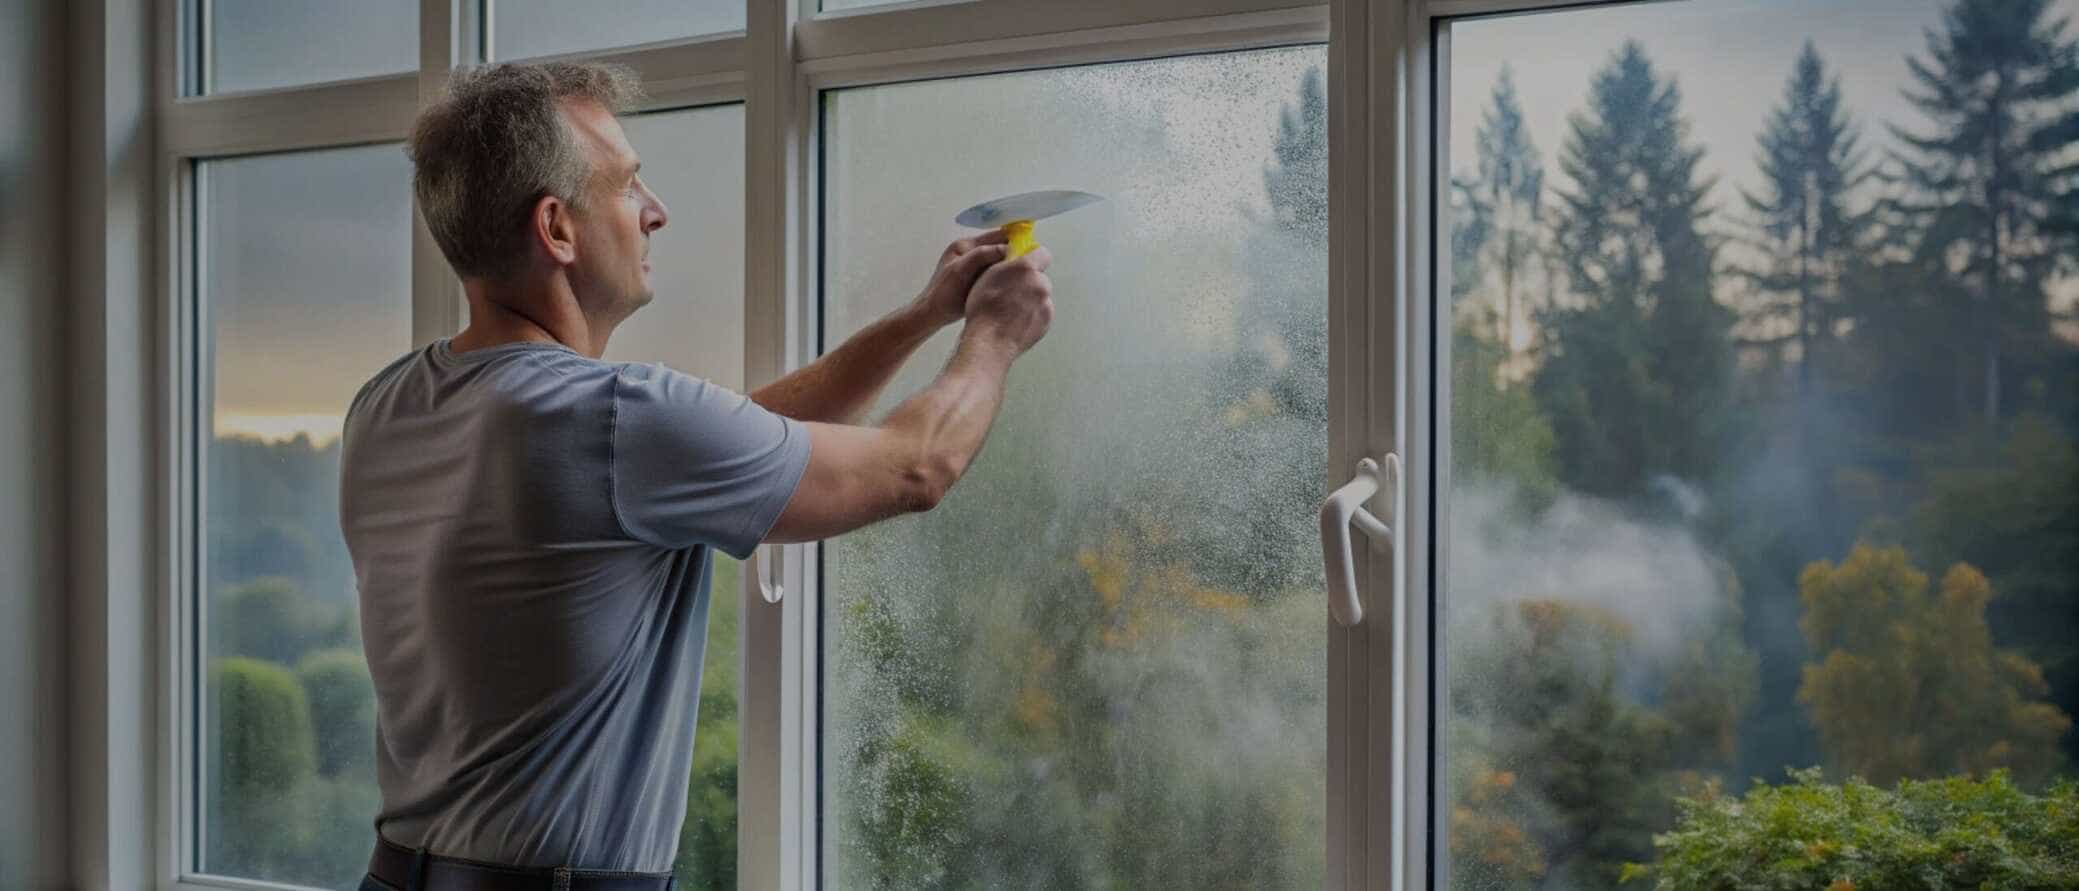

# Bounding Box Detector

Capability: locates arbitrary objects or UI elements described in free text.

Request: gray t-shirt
[338,338,810,872]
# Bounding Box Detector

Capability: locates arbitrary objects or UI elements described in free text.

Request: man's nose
[643,186,668,234]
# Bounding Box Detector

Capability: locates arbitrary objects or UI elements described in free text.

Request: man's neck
[453,277,612,358]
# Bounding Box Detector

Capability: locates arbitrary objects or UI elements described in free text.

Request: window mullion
[411,0,469,349]
[742,0,811,888]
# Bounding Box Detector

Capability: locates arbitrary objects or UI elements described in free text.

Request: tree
[1738,41,1872,397]
[1449,70,1561,508]
[296,647,376,781]
[1885,0,2079,424]
[212,577,351,666]
[1451,317,1560,508]
[1906,415,2079,765]
[1470,66,1547,362]
[678,557,743,890]
[1535,42,1733,503]
[1449,600,1733,889]
[1797,544,2071,786]
[208,657,318,875]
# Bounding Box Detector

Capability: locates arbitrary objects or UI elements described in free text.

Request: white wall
[0,0,72,886]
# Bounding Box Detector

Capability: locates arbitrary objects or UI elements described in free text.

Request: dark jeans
[359,876,401,891]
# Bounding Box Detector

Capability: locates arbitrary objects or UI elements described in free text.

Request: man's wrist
[903,293,960,331]
[956,322,1024,364]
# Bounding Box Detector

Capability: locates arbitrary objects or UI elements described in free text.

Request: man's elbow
[897,454,960,514]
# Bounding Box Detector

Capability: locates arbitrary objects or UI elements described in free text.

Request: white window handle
[1318,454,1398,627]
[756,544,784,604]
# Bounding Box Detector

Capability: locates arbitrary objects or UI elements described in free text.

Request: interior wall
[0,0,74,886]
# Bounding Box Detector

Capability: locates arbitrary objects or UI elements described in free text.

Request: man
[340,61,1053,891]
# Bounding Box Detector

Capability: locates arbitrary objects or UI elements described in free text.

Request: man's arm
[749,231,1009,425]
[762,246,1053,543]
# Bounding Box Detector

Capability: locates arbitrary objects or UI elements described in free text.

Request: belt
[368,835,678,891]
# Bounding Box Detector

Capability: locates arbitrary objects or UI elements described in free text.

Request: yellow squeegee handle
[1002,220,1038,261]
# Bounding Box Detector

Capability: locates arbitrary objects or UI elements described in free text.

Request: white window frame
[57,0,1647,888]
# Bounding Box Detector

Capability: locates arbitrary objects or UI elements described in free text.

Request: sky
[210,0,2079,443]
[1450,0,2079,205]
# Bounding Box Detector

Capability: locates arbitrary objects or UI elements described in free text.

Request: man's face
[560,99,669,320]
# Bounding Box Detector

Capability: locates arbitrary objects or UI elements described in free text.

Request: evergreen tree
[1886,0,2079,424]
[1739,42,1872,396]
[1535,42,1732,503]
[1471,66,1547,359]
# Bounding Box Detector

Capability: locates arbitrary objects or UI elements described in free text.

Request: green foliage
[1907,417,2079,722]
[212,577,353,666]
[1738,41,1872,391]
[676,557,740,890]
[207,657,319,874]
[1451,320,1560,508]
[209,432,353,601]
[1626,769,2079,889]
[296,647,376,781]
[1536,41,1734,503]
[1450,600,1751,888]
[1799,544,2072,786]
[1884,0,2079,424]
[676,717,738,890]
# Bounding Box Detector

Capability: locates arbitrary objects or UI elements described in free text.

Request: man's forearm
[748,299,946,425]
[879,329,1019,504]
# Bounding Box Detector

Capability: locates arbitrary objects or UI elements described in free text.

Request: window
[197,143,412,887]
[608,103,750,887]
[119,0,2079,887]
[201,0,418,95]
[1439,0,2079,885]
[819,46,1330,887]
[491,0,743,60]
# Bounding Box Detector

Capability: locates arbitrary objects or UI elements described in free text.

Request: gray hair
[407,61,644,280]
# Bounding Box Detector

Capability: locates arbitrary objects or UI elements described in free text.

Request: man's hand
[766,243,1056,543]
[914,230,1012,327]
[962,246,1054,355]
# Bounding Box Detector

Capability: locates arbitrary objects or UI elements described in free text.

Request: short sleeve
[610,364,812,558]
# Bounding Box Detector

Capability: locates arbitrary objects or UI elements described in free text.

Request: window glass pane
[605,105,745,386]
[1442,0,2079,886]
[492,0,742,60]
[604,103,747,889]
[821,47,1328,887]
[199,144,411,885]
[205,0,418,95]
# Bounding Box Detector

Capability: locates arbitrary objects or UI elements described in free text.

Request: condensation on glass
[198,144,410,886]
[820,46,1329,888]
[1440,0,2079,887]
[491,0,743,61]
[203,0,418,95]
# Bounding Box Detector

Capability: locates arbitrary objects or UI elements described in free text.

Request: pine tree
[1886,0,2079,424]
[1472,66,1546,360]
[1739,42,1872,397]
[1535,42,1732,503]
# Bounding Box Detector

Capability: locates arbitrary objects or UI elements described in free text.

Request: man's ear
[532,194,578,266]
